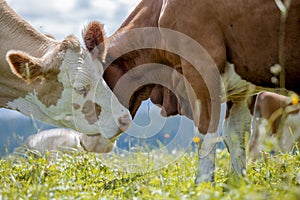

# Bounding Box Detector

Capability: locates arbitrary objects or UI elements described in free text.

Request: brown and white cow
[0,0,131,143]
[82,0,300,183]
[249,92,300,161]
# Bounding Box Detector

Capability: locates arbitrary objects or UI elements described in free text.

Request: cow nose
[118,114,131,131]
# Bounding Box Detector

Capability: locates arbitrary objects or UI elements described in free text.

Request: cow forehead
[39,48,104,108]
[59,49,112,112]
[62,48,104,84]
[52,49,120,132]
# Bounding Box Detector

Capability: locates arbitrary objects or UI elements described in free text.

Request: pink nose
[118,114,131,131]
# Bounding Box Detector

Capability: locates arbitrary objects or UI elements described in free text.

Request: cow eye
[74,85,90,97]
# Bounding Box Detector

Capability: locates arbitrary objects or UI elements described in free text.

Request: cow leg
[223,100,251,181]
[195,132,218,184]
[158,0,225,184]
[248,95,264,161]
[174,57,222,184]
[195,103,225,184]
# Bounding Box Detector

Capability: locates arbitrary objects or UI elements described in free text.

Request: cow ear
[82,21,107,62]
[6,50,44,83]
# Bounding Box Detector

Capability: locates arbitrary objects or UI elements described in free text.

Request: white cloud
[7,0,76,14]
[6,0,141,40]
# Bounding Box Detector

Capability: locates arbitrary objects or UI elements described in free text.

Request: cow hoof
[195,173,214,184]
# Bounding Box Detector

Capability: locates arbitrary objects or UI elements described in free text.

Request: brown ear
[6,50,44,83]
[82,21,106,62]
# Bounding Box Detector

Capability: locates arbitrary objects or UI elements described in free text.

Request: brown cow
[249,92,300,161]
[82,0,300,183]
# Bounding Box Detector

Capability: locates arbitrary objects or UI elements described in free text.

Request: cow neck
[0,1,59,107]
[0,1,56,58]
[102,0,164,85]
[105,0,163,61]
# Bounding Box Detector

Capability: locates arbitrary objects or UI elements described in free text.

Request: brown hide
[150,85,179,117]
[83,0,300,134]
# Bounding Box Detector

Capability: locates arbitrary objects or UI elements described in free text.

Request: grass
[0,148,300,200]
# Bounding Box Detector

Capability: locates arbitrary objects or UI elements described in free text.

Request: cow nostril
[118,114,131,131]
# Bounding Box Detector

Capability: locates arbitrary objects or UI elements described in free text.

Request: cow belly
[223,0,300,92]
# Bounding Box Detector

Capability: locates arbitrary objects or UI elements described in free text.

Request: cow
[82,0,300,183]
[249,92,300,161]
[13,128,114,157]
[0,0,131,144]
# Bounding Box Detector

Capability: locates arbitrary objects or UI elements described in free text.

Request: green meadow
[0,148,299,199]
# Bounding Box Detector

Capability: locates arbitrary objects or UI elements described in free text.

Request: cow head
[6,35,131,141]
[82,22,194,119]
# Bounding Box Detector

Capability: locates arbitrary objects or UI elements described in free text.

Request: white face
[60,48,131,138]
[7,47,131,139]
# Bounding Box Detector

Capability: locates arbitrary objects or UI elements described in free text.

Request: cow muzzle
[109,114,132,142]
[118,114,131,132]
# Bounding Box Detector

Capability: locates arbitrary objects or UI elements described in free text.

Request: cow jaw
[7,47,131,139]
